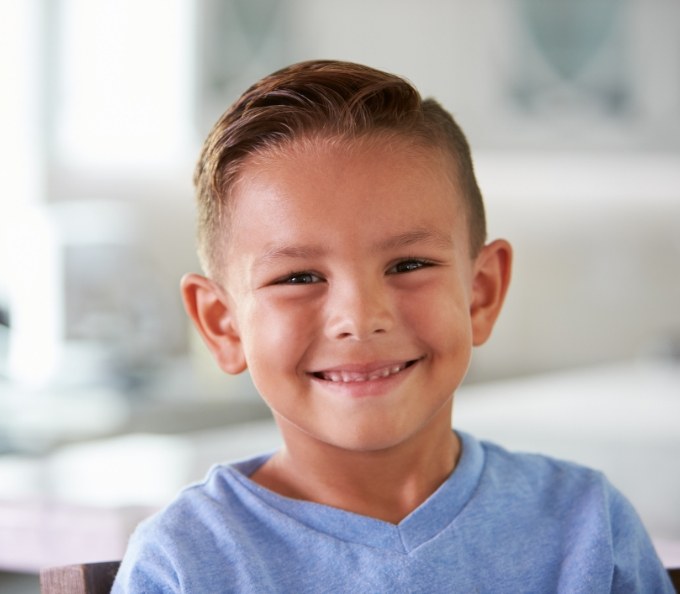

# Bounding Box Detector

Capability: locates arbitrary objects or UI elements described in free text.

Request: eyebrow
[375,228,454,251]
[255,244,328,267]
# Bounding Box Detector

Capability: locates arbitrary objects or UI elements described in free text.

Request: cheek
[240,299,317,374]
[398,285,472,349]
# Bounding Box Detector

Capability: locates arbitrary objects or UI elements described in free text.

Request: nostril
[325,290,395,340]
[334,326,388,340]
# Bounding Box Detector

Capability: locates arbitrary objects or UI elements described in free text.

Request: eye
[276,271,323,285]
[388,259,434,274]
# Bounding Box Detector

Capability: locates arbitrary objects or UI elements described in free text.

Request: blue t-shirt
[112,431,673,593]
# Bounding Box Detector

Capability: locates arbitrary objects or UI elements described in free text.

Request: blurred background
[1,0,679,590]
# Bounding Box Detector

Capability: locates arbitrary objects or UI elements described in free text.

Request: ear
[470,239,512,347]
[180,273,247,374]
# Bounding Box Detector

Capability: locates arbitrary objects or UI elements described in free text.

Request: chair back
[668,566,679,592]
[40,561,121,594]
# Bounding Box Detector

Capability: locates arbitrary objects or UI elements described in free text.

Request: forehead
[250,132,457,175]
[222,135,470,265]
[234,133,464,208]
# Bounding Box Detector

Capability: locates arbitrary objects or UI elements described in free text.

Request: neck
[251,409,460,524]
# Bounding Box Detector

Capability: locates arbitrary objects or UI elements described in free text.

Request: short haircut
[194,59,487,276]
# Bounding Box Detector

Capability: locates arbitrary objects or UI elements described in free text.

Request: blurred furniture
[670,567,680,592]
[40,560,120,594]
[0,501,154,574]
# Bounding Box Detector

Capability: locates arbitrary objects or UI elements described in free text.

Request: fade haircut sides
[193,59,487,277]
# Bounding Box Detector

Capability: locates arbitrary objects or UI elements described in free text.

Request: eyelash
[273,258,435,285]
[388,258,435,274]
[275,271,323,285]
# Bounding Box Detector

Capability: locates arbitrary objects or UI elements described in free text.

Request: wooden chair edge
[668,566,680,592]
[40,560,121,594]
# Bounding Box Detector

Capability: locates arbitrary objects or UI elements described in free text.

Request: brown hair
[194,59,486,276]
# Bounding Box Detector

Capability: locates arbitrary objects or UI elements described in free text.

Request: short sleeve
[606,481,675,593]
[111,522,180,594]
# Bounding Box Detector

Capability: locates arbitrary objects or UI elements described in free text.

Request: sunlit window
[55,0,193,169]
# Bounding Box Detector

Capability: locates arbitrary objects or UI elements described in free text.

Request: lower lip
[309,361,419,398]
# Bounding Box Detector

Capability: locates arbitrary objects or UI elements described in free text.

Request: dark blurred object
[40,561,120,594]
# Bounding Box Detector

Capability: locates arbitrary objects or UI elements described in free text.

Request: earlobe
[470,239,512,346]
[180,273,247,374]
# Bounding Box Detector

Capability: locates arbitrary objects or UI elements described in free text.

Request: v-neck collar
[228,431,485,554]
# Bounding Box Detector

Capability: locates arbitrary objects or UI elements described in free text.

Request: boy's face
[191,136,509,454]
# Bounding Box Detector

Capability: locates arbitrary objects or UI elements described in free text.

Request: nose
[324,277,395,341]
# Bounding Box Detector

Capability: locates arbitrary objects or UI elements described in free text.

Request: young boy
[113,60,673,592]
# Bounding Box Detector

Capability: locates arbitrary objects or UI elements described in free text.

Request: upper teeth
[320,364,406,383]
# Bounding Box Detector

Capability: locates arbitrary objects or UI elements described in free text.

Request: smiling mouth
[311,359,420,383]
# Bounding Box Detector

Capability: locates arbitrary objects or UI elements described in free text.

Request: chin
[318,424,422,454]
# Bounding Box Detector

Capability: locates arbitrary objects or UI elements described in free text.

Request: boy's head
[183,60,511,454]
[194,59,486,279]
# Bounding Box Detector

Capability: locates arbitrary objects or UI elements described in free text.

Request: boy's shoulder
[477,433,607,487]
[145,451,274,528]
[112,453,276,592]
[463,431,616,512]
